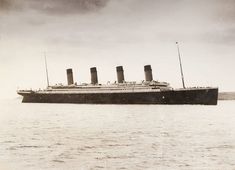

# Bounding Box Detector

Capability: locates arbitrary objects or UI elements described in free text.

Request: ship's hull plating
[18,88,218,105]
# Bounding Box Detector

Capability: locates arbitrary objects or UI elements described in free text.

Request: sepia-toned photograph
[0,0,234,169]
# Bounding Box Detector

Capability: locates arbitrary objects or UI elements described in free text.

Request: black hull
[18,88,218,105]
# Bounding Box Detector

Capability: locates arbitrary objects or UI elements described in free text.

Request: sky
[0,0,235,99]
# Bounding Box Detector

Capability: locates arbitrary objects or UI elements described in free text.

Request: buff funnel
[66,68,74,85]
[144,65,153,81]
[90,67,98,85]
[116,66,125,83]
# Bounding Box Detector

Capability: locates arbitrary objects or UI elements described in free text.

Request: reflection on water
[0,99,234,170]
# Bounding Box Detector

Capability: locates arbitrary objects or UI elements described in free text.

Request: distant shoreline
[218,92,235,100]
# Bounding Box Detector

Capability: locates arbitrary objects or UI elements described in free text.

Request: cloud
[27,0,109,14]
[0,0,12,10]
[1,0,235,45]
[201,27,235,44]
[0,0,109,14]
[215,0,235,22]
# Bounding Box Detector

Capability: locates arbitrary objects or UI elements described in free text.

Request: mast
[44,52,50,87]
[176,42,186,89]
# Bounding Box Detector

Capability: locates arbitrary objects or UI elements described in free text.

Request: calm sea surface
[0,98,234,170]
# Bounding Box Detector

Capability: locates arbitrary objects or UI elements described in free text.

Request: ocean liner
[17,44,218,105]
[17,65,218,105]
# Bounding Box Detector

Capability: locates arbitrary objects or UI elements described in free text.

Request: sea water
[0,98,234,170]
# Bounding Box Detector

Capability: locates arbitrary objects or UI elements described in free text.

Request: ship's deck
[17,85,217,94]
